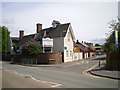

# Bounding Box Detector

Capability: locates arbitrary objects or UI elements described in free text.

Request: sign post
[115,30,118,52]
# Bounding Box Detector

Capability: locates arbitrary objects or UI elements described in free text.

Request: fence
[74,52,83,61]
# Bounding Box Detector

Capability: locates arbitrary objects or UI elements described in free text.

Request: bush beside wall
[106,53,120,70]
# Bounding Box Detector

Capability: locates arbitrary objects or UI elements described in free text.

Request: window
[66,50,68,57]
[67,32,70,42]
[70,51,72,57]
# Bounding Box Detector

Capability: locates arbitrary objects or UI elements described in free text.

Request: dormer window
[52,20,60,28]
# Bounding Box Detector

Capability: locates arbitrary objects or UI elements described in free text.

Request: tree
[103,17,120,52]
[0,26,11,54]
[95,43,100,46]
[21,39,42,57]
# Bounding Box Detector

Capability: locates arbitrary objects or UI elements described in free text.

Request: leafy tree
[21,39,42,57]
[0,26,10,54]
[95,43,100,46]
[103,17,120,52]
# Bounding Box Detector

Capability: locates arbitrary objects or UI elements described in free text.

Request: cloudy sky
[1,0,119,44]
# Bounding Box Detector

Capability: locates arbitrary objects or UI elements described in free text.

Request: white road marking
[81,61,85,63]
[51,83,62,88]
[63,60,90,67]
[81,61,89,64]
[14,71,62,88]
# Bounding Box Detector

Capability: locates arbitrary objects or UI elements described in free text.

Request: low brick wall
[106,52,120,70]
[37,52,62,64]
[2,52,62,64]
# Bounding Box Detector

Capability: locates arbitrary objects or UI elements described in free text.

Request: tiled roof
[11,37,19,44]
[87,46,96,52]
[16,34,35,46]
[76,41,95,52]
[36,23,70,39]
[16,23,70,46]
[75,43,89,52]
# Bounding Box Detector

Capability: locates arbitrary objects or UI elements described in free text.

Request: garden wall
[2,52,62,64]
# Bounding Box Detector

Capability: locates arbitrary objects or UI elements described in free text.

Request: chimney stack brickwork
[36,23,42,33]
[19,30,24,40]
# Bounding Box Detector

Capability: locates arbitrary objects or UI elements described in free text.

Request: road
[1,55,119,88]
[2,69,52,88]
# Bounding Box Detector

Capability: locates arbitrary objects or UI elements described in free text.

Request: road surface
[2,69,52,88]
[1,55,119,88]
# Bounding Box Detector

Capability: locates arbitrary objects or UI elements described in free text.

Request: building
[10,37,19,54]
[14,20,75,63]
[94,45,104,55]
[85,42,96,57]
[74,40,95,59]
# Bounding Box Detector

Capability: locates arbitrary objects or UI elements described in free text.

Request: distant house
[73,42,83,60]
[75,40,89,59]
[74,40,95,59]
[10,37,19,54]
[85,42,96,57]
[14,20,75,63]
[94,45,104,55]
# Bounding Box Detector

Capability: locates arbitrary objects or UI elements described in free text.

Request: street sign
[42,37,53,47]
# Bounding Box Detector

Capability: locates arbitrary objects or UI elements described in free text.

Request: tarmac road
[2,69,52,88]
[1,55,119,88]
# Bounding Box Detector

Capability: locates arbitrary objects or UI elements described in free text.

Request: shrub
[21,39,42,57]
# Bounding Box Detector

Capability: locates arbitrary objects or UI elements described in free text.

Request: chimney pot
[36,23,42,33]
[19,30,24,40]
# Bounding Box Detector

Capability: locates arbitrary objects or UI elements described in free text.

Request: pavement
[89,61,120,80]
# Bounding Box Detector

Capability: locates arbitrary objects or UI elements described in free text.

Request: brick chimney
[19,30,24,40]
[36,23,42,33]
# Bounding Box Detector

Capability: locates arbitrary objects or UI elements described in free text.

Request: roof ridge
[23,34,35,37]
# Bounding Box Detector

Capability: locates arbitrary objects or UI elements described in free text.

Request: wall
[89,52,95,58]
[3,52,62,64]
[74,52,83,61]
[106,52,120,70]
[53,37,64,52]
[37,52,62,64]
[84,52,88,59]
[64,28,74,62]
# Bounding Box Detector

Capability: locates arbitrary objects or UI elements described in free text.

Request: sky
[1,0,119,44]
